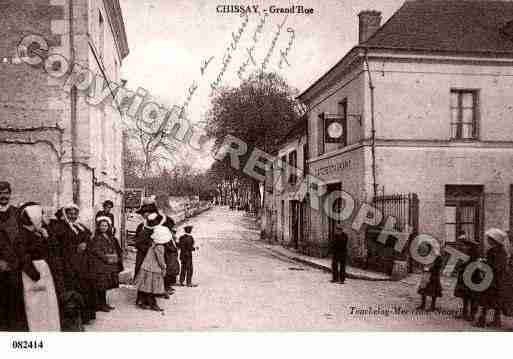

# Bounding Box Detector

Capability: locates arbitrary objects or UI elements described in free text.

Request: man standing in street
[329,223,348,284]
[0,181,18,247]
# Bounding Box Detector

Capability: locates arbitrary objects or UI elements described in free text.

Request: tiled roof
[298,0,513,101]
[362,0,513,54]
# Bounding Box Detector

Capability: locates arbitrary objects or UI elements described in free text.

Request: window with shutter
[450,90,478,140]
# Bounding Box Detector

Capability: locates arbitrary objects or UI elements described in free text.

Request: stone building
[0,0,129,233]
[262,120,308,250]
[297,0,513,268]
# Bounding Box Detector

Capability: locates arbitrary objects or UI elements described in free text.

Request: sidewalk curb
[248,240,392,282]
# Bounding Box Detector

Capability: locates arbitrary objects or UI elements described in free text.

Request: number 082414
[11,340,44,350]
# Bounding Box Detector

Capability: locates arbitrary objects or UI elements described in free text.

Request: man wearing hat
[0,181,25,330]
[329,223,348,284]
[134,197,175,306]
[0,181,18,248]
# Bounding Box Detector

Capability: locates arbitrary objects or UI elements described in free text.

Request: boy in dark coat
[178,225,197,287]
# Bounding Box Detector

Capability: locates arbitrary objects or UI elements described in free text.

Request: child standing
[178,225,197,287]
[89,216,123,312]
[135,226,169,311]
[417,242,444,311]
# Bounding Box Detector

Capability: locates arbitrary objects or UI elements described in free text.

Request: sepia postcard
[1,0,513,356]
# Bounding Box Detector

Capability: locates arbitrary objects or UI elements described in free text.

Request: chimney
[358,10,382,44]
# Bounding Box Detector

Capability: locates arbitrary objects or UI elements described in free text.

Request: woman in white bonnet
[16,202,61,331]
[89,216,123,312]
[133,197,175,305]
[476,228,510,328]
[134,225,170,311]
[54,203,96,325]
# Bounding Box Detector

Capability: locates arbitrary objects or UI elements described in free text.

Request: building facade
[297,0,513,268]
[0,0,129,233]
[262,121,309,250]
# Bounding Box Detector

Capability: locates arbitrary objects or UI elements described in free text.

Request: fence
[372,193,419,232]
[366,193,419,275]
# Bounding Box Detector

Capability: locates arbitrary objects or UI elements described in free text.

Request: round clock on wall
[327,121,343,139]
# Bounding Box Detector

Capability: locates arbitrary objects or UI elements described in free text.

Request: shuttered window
[450,90,478,140]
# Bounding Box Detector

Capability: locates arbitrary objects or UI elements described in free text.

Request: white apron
[22,260,61,331]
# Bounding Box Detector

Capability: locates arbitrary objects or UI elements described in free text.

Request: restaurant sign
[315,159,352,177]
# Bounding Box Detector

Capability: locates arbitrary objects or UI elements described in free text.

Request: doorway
[290,201,299,249]
[326,183,342,243]
[281,200,285,243]
[445,185,484,244]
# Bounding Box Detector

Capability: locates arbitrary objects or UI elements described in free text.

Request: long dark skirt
[77,277,96,322]
[94,272,119,291]
[60,290,85,332]
[0,271,28,331]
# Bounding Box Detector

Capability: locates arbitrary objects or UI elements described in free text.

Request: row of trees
[204,71,305,213]
[124,145,217,200]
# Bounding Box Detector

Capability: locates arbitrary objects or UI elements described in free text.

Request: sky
[118,0,406,170]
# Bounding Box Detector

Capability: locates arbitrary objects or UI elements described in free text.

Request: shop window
[450,90,478,140]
